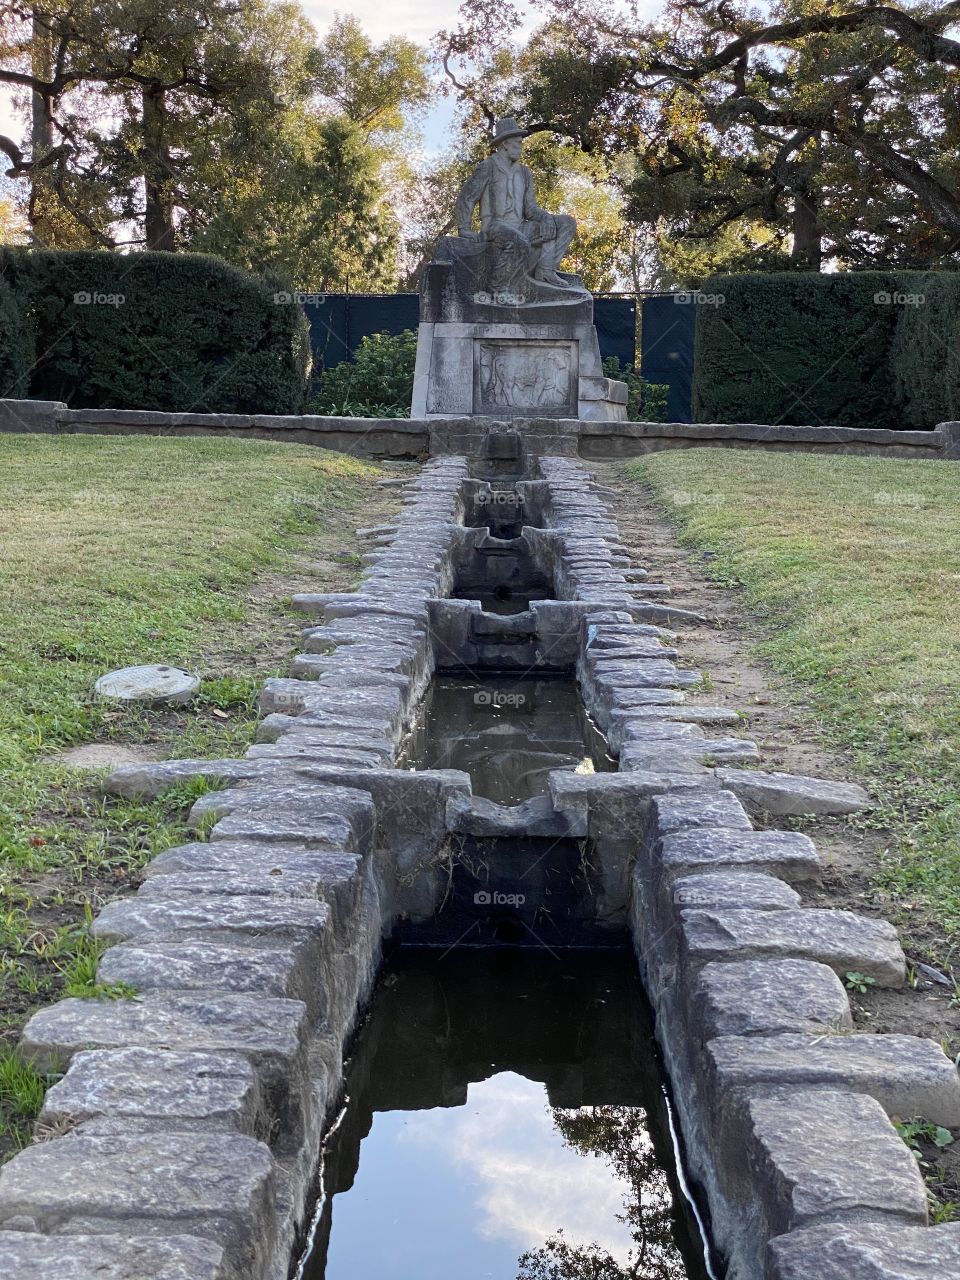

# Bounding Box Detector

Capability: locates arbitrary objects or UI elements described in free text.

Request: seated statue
[448,118,584,300]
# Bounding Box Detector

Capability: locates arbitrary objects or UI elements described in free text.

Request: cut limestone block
[103,757,288,800]
[765,1221,960,1280]
[657,829,821,885]
[93,895,333,965]
[97,940,322,1016]
[0,1132,275,1278]
[39,1048,267,1138]
[692,960,853,1038]
[717,768,871,816]
[705,1032,960,1127]
[739,1088,928,1241]
[671,874,800,914]
[94,665,199,705]
[652,789,753,836]
[0,1231,228,1280]
[19,994,307,1094]
[678,907,906,986]
[189,782,373,837]
[621,737,760,772]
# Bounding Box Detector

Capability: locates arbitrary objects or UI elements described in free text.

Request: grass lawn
[0,434,392,1157]
[629,449,960,955]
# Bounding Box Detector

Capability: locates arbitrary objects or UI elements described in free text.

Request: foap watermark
[477,490,525,507]
[874,490,926,508]
[474,889,526,907]
[74,291,125,307]
[668,489,723,508]
[874,291,925,307]
[273,291,328,305]
[474,689,526,708]
[674,290,725,307]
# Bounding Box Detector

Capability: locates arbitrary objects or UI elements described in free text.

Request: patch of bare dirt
[592,462,960,1070]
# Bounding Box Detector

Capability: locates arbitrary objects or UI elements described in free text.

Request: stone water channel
[1,422,960,1279]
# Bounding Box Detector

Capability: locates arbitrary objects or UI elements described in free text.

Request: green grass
[0,434,392,1153]
[628,449,960,953]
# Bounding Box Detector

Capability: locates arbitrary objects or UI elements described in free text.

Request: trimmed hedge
[889,272,960,428]
[0,249,311,414]
[693,272,907,428]
[0,276,32,399]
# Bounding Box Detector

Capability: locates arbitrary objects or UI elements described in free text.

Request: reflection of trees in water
[516,1106,687,1280]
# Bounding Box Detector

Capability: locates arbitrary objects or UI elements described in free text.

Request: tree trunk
[142,84,176,251]
[29,8,55,245]
[791,189,822,270]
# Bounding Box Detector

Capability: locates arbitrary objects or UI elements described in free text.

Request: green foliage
[890,273,960,428]
[896,1118,955,1161]
[692,272,907,427]
[844,971,877,995]
[310,329,416,417]
[601,357,668,422]
[0,248,310,413]
[0,276,32,399]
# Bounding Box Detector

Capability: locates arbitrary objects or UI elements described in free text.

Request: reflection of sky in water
[324,1072,636,1279]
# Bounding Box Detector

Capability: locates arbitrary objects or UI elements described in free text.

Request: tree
[516,1105,689,1280]
[0,3,432,278]
[512,0,960,276]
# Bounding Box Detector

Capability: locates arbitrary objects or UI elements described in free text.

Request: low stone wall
[3,398,959,463]
[1,438,959,1280]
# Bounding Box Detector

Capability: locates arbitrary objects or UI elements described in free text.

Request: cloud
[400,1072,636,1261]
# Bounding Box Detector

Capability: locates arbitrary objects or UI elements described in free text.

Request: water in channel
[294,950,712,1280]
[400,674,615,806]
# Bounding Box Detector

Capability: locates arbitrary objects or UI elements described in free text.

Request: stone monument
[411,118,628,421]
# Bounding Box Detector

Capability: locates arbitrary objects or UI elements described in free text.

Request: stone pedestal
[411,256,628,422]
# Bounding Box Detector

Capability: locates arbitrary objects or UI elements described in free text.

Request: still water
[400,675,615,806]
[294,951,713,1280]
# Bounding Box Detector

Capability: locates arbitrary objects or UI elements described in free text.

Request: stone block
[717,768,872,815]
[671,873,799,913]
[0,1231,229,1280]
[39,1048,267,1137]
[93,894,332,960]
[657,829,821,884]
[19,994,307,1095]
[678,907,906,986]
[705,1032,960,1126]
[692,960,853,1038]
[621,736,760,770]
[96,940,322,1014]
[765,1221,960,1280]
[739,1088,928,1242]
[652,788,753,835]
[0,1132,276,1278]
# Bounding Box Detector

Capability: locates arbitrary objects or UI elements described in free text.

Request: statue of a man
[454,118,577,290]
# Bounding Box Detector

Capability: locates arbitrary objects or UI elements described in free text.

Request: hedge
[692,272,907,428]
[0,249,311,414]
[0,275,32,399]
[889,272,960,428]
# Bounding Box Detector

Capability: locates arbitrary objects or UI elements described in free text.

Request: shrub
[889,272,960,428]
[692,271,904,428]
[0,248,311,414]
[308,328,416,417]
[0,276,32,399]
[602,356,669,422]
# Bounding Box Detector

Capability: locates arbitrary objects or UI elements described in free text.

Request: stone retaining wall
[1,435,958,1279]
[2,398,959,463]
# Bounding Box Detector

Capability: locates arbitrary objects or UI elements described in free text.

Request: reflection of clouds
[399,1072,635,1261]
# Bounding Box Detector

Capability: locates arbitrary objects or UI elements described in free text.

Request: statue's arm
[454,161,489,236]
[522,166,547,221]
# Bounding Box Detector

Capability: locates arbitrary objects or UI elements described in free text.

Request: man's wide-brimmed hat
[490,117,527,148]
